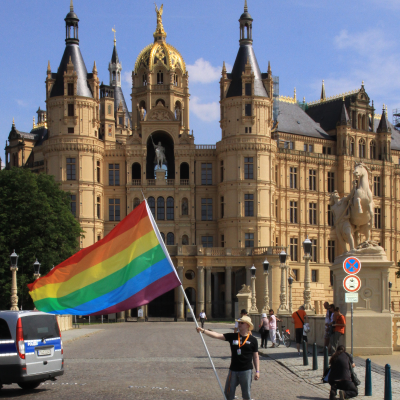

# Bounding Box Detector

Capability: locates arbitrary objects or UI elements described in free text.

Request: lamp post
[262,258,270,313]
[389,282,393,312]
[288,276,294,314]
[33,259,41,280]
[10,250,19,311]
[302,236,314,312]
[278,250,289,313]
[249,265,258,313]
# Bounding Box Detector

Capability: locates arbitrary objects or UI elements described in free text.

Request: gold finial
[362,80,364,86]
[303,96,305,103]
[93,61,97,74]
[222,61,226,72]
[47,60,51,72]
[294,87,296,101]
[154,3,166,40]
[70,0,74,12]
[112,26,116,46]
[244,0,248,12]
[12,117,15,126]
[33,117,35,128]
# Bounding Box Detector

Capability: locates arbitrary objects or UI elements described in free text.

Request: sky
[1,0,400,168]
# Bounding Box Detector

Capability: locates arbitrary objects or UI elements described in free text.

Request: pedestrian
[258,313,269,348]
[199,310,207,328]
[234,309,248,333]
[327,303,336,354]
[323,301,332,349]
[328,345,358,400]
[196,315,260,400]
[330,307,346,352]
[291,305,309,355]
[268,309,281,348]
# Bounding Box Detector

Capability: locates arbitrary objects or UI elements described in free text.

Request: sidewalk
[253,331,400,399]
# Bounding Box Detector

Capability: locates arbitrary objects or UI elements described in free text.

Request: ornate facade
[5,2,400,319]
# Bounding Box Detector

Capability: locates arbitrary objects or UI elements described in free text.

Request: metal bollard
[385,364,392,400]
[302,340,309,366]
[312,343,318,370]
[365,358,372,396]
[323,346,329,374]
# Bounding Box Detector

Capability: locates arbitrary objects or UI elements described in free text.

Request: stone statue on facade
[150,135,166,169]
[139,106,145,121]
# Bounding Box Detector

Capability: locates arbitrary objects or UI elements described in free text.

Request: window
[97,161,100,183]
[311,270,318,282]
[157,70,164,84]
[307,171,316,193]
[166,197,174,220]
[201,236,213,248]
[109,164,120,186]
[174,74,178,86]
[244,157,253,179]
[245,103,252,116]
[292,269,299,281]
[220,196,224,218]
[359,139,365,158]
[68,127,74,134]
[108,124,112,137]
[133,197,140,209]
[66,158,76,180]
[68,103,74,116]
[108,105,112,115]
[275,199,278,220]
[327,204,334,226]
[370,141,376,159]
[143,74,147,86]
[245,233,254,247]
[311,239,317,262]
[309,203,317,225]
[245,83,252,96]
[373,176,381,196]
[160,232,165,242]
[328,172,335,192]
[304,144,313,152]
[181,197,188,216]
[0,318,12,340]
[182,235,189,245]
[328,240,335,263]
[119,117,123,126]
[201,198,213,221]
[221,234,225,247]
[349,138,355,156]
[284,141,294,150]
[290,238,298,261]
[244,194,254,217]
[109,199,120,221]
[289,201,298,223]
[201,163,212,185]
[289,167,297,189]
[69,195,76,217]
[220,160,224,182]
[275,165,278,183]
[157,197,165,220]
[374,207,381,229]
[96,196,100,219]
[330,270,334,286]
[148,197,155,217]
[68,83,74,96]
[323,146,332,155]
[244,126,252,133]
[167,232,175,245]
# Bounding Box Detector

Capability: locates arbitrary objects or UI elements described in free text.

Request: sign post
[342,257,361,356]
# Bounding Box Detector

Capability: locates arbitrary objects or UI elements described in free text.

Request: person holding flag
[197,315,260,400]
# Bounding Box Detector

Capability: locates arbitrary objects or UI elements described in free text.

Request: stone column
[125,309,132,318]
[117,311,125,322]
[205,267,212,318]
[277,264,288,313]
[197,265,205,315]
[10,267,19,311]
[288,282,293,314]
[225,266,232,318]
[303,254,314,312]
[177,266,184,320]
[262,271,270,313]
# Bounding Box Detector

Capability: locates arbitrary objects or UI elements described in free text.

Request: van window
[21,315,60,340]
[0,318,12,340]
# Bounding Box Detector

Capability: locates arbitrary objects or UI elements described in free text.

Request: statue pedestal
[331,248,395,355]
[236,285,252,318]
[155,168,166,185]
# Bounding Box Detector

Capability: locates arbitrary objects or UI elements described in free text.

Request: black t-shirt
[223,333,258,371]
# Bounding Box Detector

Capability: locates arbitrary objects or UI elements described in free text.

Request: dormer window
[157,70,164,84]
[68,83,74,96]
[245,83,251,96]
[174,74,178,86]
[143,74,147,86]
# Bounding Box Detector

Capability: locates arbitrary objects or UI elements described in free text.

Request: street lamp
[278,250,288,313]
[262,259,270,313]
[302,236,314,312]
[389,282,393,313]
[33,259,41,280]
[288,275,294,314]
[10,250,19,311]
[249,265,258,313]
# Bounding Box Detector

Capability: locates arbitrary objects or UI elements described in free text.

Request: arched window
[370,141,376,159]
[142,74,147,86]
[117,72,120,83]
[167,232,175,245]
[362,115,366,130]
[157,70,164,84]
[160,232,165,243]
[148,197,155,217]
[182,197,188,216]
[132,162,141,181]
[157,197,165,220]
[182,234,189,245]
[112,71,116,82]
[358,114,361,130]
[359,139,365,158]
[167,197,174,220]
[180,162,189,180]
[133,197,140,210]
[349,138,355,156]
[175,101,182,121]
[156,99,165,107]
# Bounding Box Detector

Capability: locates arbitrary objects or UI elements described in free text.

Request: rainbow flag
[27,201,181,315]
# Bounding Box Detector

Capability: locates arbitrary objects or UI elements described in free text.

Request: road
[1,322,327,399]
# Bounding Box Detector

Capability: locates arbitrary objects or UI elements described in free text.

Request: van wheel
[18,381,42,390]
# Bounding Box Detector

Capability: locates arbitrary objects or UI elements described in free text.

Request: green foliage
[0,168,83,310]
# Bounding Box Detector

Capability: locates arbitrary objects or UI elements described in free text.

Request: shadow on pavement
[0,388,48,397]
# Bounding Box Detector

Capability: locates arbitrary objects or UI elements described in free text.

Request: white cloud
[123,71,132,85]
[190,96,220,122]
[187,58,232,84]
[16,99,28,107]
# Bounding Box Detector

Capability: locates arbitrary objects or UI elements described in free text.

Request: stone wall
[56,315,73,332]
[394,313,400,351]
[291,282,333,314]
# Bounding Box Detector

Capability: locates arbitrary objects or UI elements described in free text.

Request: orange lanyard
[238,333,250,348]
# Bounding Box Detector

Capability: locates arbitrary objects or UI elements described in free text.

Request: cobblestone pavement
[1,322,329,400]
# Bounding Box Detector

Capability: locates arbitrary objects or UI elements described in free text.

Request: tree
[0,168,83,310]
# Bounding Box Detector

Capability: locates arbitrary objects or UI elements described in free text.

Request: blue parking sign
[343,257,361,275]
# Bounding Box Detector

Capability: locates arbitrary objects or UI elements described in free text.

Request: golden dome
[134,5,186,74]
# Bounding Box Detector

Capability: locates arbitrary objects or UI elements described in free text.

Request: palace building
[4,1,400,320]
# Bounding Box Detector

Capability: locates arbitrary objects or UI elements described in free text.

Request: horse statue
[350,162,374,245]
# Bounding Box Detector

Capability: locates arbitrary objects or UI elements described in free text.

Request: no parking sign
[343,257,361,275]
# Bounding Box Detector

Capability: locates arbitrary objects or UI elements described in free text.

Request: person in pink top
[268,309,281,348]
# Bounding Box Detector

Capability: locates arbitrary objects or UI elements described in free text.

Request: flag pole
[143,197,226,400]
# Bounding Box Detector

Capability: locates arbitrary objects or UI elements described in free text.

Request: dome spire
[239,1,253,44]
[154,3,167,42]
[112,26,116,46]
[70,0,74,12]
[244,0,248,12]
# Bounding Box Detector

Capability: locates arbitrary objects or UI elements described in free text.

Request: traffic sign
[343,275,361,293]
[345,293,359,303]
[343,257,362,275]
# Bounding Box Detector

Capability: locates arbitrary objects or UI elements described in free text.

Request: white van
[0,311,64,390]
